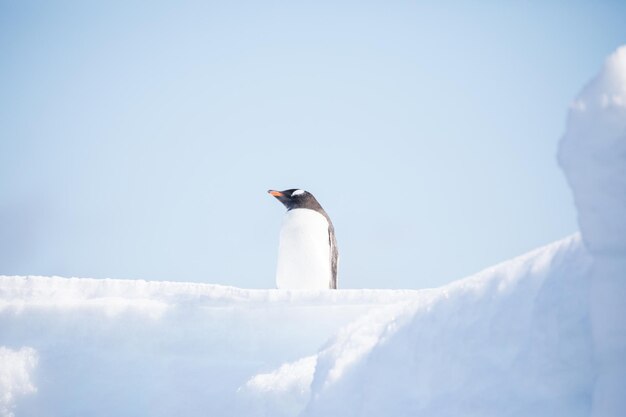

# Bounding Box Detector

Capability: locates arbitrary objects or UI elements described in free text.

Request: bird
[268,188,338,289]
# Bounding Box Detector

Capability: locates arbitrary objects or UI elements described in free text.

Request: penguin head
[268,189,323,211]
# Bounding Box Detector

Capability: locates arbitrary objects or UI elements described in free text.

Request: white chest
[276,209,332,289]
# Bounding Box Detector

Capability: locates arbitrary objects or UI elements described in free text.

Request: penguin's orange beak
[268,190,283,197]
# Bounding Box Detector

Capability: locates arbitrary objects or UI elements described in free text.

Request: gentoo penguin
[268,189,338,289]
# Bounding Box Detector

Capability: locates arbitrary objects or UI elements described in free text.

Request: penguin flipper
[329,225,339,289]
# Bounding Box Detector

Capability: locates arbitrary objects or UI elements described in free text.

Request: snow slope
[247,234,594,417]
[559,46,626,256]
[559,45,626,417]
[0,235,593,417]
[1,46,624,417]
[0,278,419,417]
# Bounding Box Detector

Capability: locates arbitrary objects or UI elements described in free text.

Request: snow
[0,347,37,417]
[300,235,593,417]
[559,45,626,417]
[1,46,625,417]
[0,235,595,416]
[558,45,626,255]
[242,355,317,416]
[0,277,419,416]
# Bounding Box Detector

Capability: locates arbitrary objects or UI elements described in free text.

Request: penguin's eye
[291,189,305,197]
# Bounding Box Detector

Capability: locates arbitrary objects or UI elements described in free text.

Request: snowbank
[0,276,420,416]
[0,235,594,416]
[249,235,594,417]
[559,45,626,417]
[559,46,626,255]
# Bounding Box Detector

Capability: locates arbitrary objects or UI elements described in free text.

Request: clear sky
[1,1,625,289]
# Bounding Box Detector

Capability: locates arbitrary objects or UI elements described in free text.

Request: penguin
[268,189,338,290]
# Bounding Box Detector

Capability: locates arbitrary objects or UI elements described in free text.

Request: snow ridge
[0,235,593,417]
[241,235,594,417]
[559,45,626,417]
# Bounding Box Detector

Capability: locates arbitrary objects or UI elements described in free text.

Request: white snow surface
[559,45,626,417]
[0,276,420,416]
[0,235,596,416]
[0,347,37,417]
[301,235,593,417]
[2,45,625,417]
[559,45,626,255]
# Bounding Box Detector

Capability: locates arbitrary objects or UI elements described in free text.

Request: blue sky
[1,1,625,289]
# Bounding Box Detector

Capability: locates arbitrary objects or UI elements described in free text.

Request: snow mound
[0,276,420,416]
[0,347,38,417]
[0,235,594,416]
[558,45,626,255]
[559,45,626,417]
[245,235,594,416]
[241,355,317,417]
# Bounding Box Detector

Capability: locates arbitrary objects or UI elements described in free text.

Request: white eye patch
[292,189,305,197]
